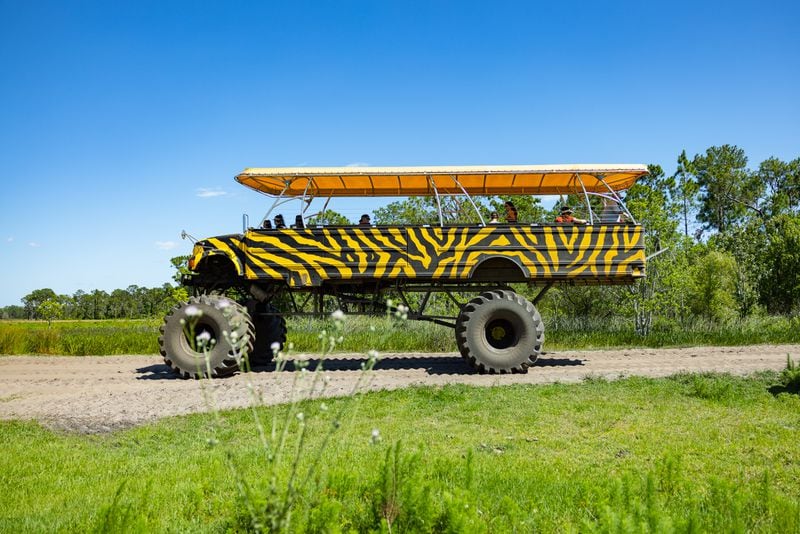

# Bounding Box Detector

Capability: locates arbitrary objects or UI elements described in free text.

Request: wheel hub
[485,318,517,349]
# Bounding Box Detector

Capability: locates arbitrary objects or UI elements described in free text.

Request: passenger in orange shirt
[555,206,587,224]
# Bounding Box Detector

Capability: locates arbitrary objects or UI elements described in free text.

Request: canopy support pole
[451,175,485,225]
[260,181,292,225]
[429,175,444,227]
[574,173,594,224]
[299,177,314,218]
[597,175,637,224]
[315,195,333,223]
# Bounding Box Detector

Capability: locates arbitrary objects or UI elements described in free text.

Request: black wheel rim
[485,318,518,349]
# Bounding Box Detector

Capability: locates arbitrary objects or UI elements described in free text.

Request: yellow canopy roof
[235,164,648,197]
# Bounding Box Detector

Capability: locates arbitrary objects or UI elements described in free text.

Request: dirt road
[1,344,797,433]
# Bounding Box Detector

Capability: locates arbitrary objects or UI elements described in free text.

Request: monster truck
[160,164,647,378]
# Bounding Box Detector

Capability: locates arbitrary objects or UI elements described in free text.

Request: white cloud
[196,188,227,198]
[28,242,41,248]
[346,162,370,167]
[155,241,177,250]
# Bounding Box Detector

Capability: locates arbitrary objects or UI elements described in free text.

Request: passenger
[488,211,500,224]
[359,213,371,226]
[273,214,286,229]
[555,206,587,224]
[504,201,518,224]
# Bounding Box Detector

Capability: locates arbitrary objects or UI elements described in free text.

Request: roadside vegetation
[1,372,799,532]
[1,314,798,356]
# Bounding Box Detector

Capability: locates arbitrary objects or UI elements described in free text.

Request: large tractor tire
[455,290,544,374]
[247,301,287,365]
[159,295,254,378]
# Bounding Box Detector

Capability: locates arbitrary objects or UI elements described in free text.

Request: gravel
[1,344,797,433]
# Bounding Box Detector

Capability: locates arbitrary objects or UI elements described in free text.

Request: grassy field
[1,372,799,532]
[1,314,799,356]
[0,319,161,355]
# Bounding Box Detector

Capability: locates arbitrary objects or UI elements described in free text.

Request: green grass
[1,314,798,356]
[545,314,800,349]
[0,319,160,355]
[1,373,799,532]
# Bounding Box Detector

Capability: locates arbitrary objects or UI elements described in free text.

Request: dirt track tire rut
[1,344,797,433]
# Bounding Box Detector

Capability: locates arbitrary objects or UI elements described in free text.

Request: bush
[780,356,800,392]
[689,250,739,323]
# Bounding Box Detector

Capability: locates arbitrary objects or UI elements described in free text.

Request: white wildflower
[395,304,409,320]
[371,428,381,445]
[185,305,202,318]
[270,341,281,354]
[331,309,345,321]
[196,331,212,347]
[215,299,232,310]
[296,412,304,422]
[320,403,328,412]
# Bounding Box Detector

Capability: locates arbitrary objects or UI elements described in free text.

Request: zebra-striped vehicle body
[163,164,651,378]
[188,223,645,289]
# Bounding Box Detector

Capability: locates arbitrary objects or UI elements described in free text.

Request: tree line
[0,284,189,322]
[616,145,799,333]
[4,144,798,335]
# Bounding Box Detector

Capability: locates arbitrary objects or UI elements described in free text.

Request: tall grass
[287,315,455,353]
[1,314,798,356]
[0,320,159,355]
[546,314,800,349]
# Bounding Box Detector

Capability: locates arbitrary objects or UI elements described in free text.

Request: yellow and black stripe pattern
[190,225,645,288]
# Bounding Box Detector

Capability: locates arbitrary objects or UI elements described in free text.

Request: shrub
[780,355,800,392]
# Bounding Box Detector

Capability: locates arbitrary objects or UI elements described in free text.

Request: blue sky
[1,0,798,306]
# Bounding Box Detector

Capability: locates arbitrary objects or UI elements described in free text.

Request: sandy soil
[1,344,798,433]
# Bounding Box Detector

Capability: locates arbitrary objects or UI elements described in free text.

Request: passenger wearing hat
[555,206,587,224]
[359,213,371,226]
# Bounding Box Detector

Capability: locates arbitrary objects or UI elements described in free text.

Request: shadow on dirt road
[136,353,585,380]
